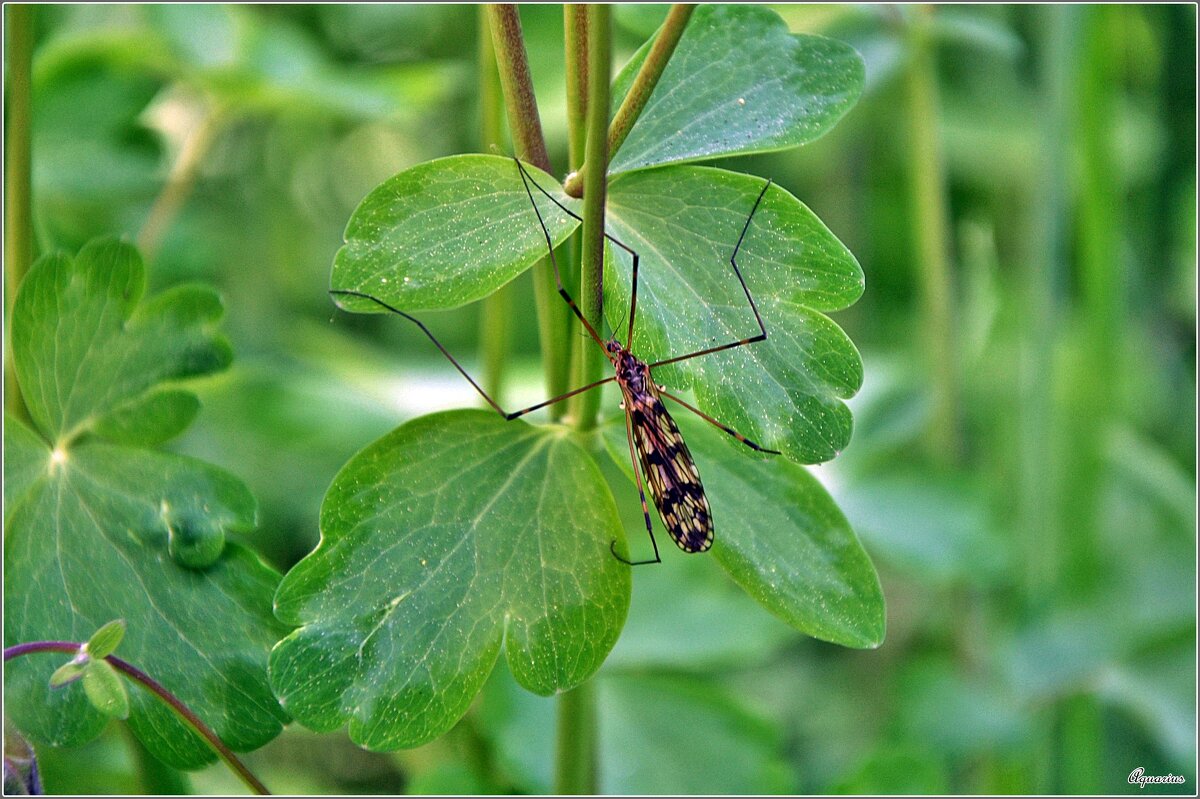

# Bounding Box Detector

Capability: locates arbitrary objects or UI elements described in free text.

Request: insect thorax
[610,344,652,395]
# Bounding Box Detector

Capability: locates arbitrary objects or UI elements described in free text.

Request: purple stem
[4,640,269,795]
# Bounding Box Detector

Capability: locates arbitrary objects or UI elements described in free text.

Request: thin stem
[564,5,589,173]
[563,4,693,198]
[4,3,35,423]
[903,5,960,465]
[478,7,512,402]
[568,4,611,432]
[137,103,226,262]
[488,4,571,414]
[554,676,597,795]
[487,5,551,173]
[4,642,270,795]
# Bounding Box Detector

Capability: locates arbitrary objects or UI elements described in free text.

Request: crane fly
[331,158,778,565]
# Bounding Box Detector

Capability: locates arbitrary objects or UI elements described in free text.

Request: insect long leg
[513,159,642,348]
[612,408,662,566]
[650,179,774,369]
[658,389,781,455]
[329,289,614,420]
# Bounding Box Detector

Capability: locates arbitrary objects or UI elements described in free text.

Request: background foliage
[4,3,1196,795]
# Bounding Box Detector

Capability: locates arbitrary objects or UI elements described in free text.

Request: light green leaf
[91,389,200,446]
[85,620,127,660]
[49,659,88,689]
[610,4,865,174]
[82,661,130,720]
[11,238,231,445]
[330,154,581,312]
[4,240,288,768]
[3,414,47,511]
[603,411,884,648]
[605,166,864,463]
[270,410,629,751]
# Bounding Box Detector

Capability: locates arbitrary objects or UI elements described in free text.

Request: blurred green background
[6,3,1196,795]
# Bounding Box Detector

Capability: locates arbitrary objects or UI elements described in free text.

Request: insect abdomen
[628,394,713,553]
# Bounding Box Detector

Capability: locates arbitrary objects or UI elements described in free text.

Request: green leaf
[82,661,130,720]
[91,389,200,446]
[48,659,88,689]
[11,238,231,444]
[605,166,864,463]
[4,240,288,768]
[270,410,629,751]
[330,154,581,312]
[85,620,127,660]
[603,411,884,648]
[609,4,865,174]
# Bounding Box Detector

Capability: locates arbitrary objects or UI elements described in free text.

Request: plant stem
[902,4,960,465]
[4,3,34,424]
[568,4,611,432]
[488,4,571,414]
[477,7,512,402]
[137,103,225,263]
[564,5,589,172]
[554,677,598,795]
[4,641,269,795]
[563,4,693,198]
[555,9,610,797]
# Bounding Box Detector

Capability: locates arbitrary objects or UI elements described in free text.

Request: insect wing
[629,395,714,553]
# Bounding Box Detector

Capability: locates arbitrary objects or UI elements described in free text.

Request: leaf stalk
[4,641,270,795]
[488,4,572,414]
[564,4,694,197]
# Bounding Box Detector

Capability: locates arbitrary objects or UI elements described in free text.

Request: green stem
[568,4,611,432]
[478,7,512,402]
[488,4,571,414]
[564,5,588,172]
[4,642,269,795]
[554,677,598,794]
[556,8,610,796]
[563,4,693,198]
[903,5,960,465]
[4,3,34,423]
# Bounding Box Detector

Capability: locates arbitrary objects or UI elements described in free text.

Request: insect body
[610,342,712,560]
[331,158,778,566]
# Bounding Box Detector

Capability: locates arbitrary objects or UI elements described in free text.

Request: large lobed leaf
[609,4,866,175]
[4,239,288,768]
[270,410,629,750]
[605,166,864,464]
[330,154,581,312]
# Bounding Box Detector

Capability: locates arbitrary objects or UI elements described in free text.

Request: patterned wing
[628,394,713,553]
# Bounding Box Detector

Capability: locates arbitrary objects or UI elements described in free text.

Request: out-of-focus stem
[4,3,34,423]
[564,4,693,198]
[137,104,225,263]
[903,4,960,465]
